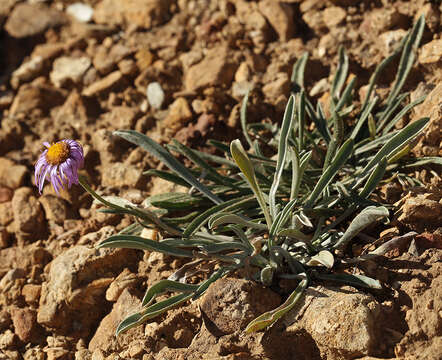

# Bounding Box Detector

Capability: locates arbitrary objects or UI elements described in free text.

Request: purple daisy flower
[35,139,84,194]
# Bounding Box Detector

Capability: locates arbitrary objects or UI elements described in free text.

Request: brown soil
[0,1,441,359]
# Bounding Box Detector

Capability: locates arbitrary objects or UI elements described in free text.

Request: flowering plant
[36,15,439,335]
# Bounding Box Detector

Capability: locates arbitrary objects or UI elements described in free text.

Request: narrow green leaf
[169,139,236,187]
[245,276,308,333]
[116,293,192,336]
[351,96,378,140]
[362,117,429,174]
[361,37,406,112]
[333,206,389,249]
[97,235,193,257]
[114,130,222,205]
[382,96,426,134]
[358,157,387,198]
[335,76,356,112]
[305,139,354,208]
[291,52,309,91]
[142,280,199,306]
[306,250,334,269]
[386,15,425,105]
[241,91,254,148]
[143,169,191,187]
[230,140,272,228]
[183,195,256,237]
[277,228,312,242]
[147,192,206,210]
[269,199,298,237]
[331,46,348,99]
[297,91,306,149]
[209,213,267,230]
[314,273,382,290]
[270,95,295,220]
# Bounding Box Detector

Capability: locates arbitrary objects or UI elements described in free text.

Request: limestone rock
[93,44,132,75]
[11,187,45,237]
[163,97,193,131]
[39,195,70,225]
[285,286,381,359]
[9,84,65,116]
[101,162,144,189]
[0,0,19,25]
[0,158,27,190]
[10,308,41,343]
[89,288,144,352]
[322,6,346,29]
[21,284,42,305]
[397,189,442,232]
[50,56,91,88]
[102,106,140,130]
[411,83,442,157]
[0,244,51,278]
[82,71,123,97]
[0,202,13,227]
[378,29,407,55]
[10,56,44,89]
[5,3,65,38]
[184,45,237,91]
[94,0,173,29]
[146,82,165,109]
[105,268,140,302]
[66,3,94,23]
[258,0,296,41]
[262,72,290,102]
[91,129,126,165]
[419,39,442,65]
[200,278,281,334]
[37,246,139,335]
[0,188,13,203]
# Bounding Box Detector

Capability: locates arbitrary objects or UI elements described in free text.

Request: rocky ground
[0,0,441,359]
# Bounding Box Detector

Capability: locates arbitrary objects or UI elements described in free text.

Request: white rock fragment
[10,56,44,88]
[50,56,91,87]
[66,2,94,23]
[146,82,165,109]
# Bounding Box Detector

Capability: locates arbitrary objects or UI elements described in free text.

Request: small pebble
[66,3,94,23]
[146,82,165,109]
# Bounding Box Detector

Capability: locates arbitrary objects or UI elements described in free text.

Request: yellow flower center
[46,142,70,165]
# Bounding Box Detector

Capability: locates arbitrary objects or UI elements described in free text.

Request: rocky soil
[0,0,441,359]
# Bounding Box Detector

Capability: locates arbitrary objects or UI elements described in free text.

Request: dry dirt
[0,1,441,359]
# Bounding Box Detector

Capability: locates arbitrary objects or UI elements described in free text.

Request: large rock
[5,3,65,38]
[82,71,123,97]
[397,189,442,232]
[11,187,46,240]
[101,162,144,188]
[88,288,144,352]
[419,39,442,65]
[93,0,173,29]
[39,194,70,225]
[10,308,41,343]
[9,84,65,116]
[50,56,91,88]
[184,45,237,91]
[200,278,281,334]
[393,249,442,360]
[411,83,442,157]
[0,0,19,25]
[0,244,51,279]
[0,158,27,190]
[37,246,140,336]
[10,56,45,89]
[258,0,296,41]
[284,286,381,360]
